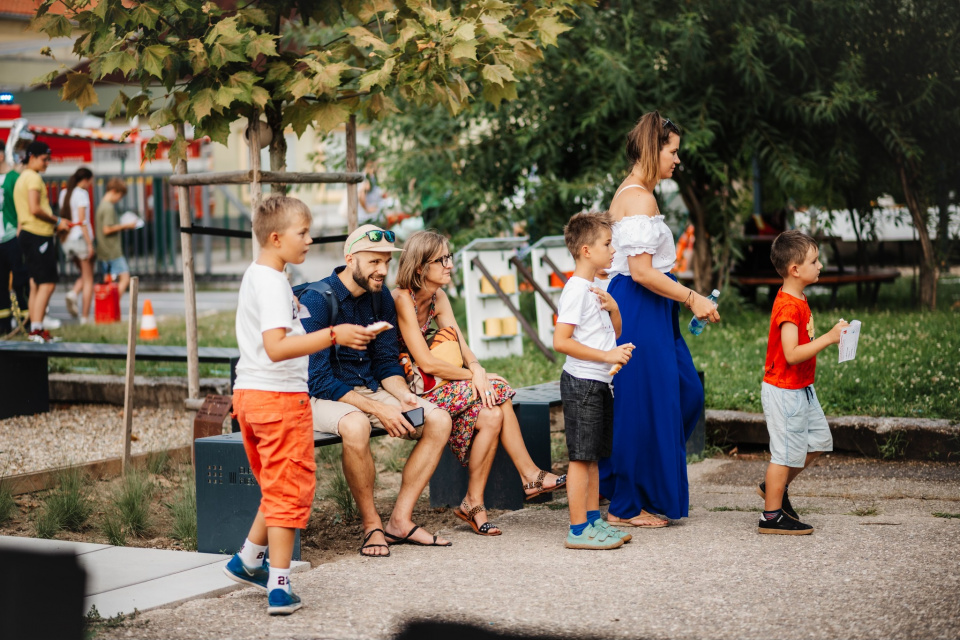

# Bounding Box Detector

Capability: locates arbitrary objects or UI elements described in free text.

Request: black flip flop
[384,524,452,547]
[359,528,391,558]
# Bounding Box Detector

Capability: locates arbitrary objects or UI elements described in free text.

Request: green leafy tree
[32,0,585,171]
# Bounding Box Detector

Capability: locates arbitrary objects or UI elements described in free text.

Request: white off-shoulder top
[608,185,677,277]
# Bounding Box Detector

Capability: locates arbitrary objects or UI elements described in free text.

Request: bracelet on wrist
[683,291,695,310]
[467,360,480,369]
[329,325,337,346]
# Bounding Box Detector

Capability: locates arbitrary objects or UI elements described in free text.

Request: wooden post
[345,114,359,233]
[175,123,200,400]
[248,112,263,257]
[121,276,139,475]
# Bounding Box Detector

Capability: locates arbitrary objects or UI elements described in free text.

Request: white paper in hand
[120,211,145,230]
[838,320,862,363]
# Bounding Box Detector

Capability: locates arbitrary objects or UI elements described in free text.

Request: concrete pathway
[84,455,959,639]
[0,536,308,619]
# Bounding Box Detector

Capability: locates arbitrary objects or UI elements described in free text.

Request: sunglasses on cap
[348,229,396,252]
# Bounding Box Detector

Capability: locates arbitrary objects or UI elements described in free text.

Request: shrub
[37,467,93,536]
[167,474,196,550]
[114,470,154,538]
[0,481,16,527]
[146,450,169,476]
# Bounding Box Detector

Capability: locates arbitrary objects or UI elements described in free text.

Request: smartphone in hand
[400,407,424,428]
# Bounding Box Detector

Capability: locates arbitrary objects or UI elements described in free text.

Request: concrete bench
[0,341,240,419]
[194,382,562,558]
[195,428,388,560]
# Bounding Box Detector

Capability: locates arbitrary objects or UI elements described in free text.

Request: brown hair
[105,177,128,196]
[252,195,311,246]
[563,212,613,259]
[770,230,818,277]
[396,230,448,291]
[625,111,681,185]
[61,167,93,222]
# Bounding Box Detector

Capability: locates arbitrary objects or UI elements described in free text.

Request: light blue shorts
[98,256,129,278]
[761,382,833,468]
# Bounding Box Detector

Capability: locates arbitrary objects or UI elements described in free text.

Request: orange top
[763,288,816,389]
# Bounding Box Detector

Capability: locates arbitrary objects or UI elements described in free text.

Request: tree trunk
[266,104,287,193]
[897,162,939,310]
[681,183,713,293]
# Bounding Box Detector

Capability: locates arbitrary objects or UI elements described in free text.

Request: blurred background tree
[379,0,959,308]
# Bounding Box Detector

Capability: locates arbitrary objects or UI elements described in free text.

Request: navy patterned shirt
[300,266,404,401]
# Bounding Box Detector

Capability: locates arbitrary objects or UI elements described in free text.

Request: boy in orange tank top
[757,231,848,535]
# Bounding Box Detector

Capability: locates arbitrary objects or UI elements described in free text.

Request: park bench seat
[194,381,563,559]
[733,267,900,305]
[0,340,240,420]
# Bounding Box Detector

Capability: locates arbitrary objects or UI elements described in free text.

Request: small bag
[400,326,464,395]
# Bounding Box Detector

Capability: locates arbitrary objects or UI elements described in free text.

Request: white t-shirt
[556,275,617,383]
[233,263,309,393]
[59,188,93,242]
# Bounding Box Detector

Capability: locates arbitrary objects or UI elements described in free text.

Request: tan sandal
[607,512,669,528]
[454,501,502,536]
[522,469,567,501]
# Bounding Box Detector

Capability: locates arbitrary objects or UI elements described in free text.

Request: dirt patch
[0,434,571,567]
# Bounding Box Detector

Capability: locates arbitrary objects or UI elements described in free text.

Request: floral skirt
[423,379,516,466]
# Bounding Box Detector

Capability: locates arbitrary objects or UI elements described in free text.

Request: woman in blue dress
[599,112,720,527]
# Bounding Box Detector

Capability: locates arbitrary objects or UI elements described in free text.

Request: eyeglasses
[348,229,396,252]
[662,118,679,133]
[429,254,453,267]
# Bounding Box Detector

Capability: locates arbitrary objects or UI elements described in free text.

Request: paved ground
[90,455,959,639]
[0,537,309,620]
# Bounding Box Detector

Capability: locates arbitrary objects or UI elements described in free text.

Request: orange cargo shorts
[232,389,316,529]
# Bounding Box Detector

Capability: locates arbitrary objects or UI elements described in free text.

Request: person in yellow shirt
[13,142,69,343]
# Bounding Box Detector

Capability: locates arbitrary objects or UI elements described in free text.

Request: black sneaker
[757,481,799,520]
[758,511,814,535]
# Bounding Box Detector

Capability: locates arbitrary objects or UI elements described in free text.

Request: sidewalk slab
[0,536,309,619]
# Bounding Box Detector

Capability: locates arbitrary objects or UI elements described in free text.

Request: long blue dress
[598,236,704,521]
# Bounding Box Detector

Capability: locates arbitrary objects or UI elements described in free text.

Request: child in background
[758,230,848,535]
[554,212,635,550]
[225,195,375,614]
[94,179,138,297]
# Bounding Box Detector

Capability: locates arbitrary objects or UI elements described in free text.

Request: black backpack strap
[293,279,340,359]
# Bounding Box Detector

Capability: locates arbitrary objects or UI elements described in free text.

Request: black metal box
[429,382,559,511]
[195,433,301,560]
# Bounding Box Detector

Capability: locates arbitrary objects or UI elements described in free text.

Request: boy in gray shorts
[758,230,848,535]
[554,213,634,549]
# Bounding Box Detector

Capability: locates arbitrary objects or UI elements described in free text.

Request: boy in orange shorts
[226,196,375,615]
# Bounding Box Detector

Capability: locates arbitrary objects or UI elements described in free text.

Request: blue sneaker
[594,518,632,543]
[564,523,624,550]
[223,554,269,591]
[268,588,302,615]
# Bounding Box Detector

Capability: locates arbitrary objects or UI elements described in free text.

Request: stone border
[707,409,960,462]
[3,446,192,496]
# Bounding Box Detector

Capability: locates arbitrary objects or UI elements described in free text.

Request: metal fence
[52,174,253,282]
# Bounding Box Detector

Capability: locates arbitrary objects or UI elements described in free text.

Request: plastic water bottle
[688,289,720,336]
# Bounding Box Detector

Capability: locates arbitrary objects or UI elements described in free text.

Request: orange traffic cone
[139,299,159,340]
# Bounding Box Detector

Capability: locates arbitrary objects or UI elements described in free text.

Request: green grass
[146,450,170,476]
[377,439,415,474]
[0,481,16,527]
[101,510,127,546]
[325,464,358,521]
[683,276,960,421]
[112,470,154,538]
[46,310,239,378]
[166,473,197,550]
[932,512,960,519]
[848,506,880,516]
[36,275,959,420]
[35,467,93,537]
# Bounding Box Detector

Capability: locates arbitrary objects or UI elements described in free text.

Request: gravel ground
[0,404,193,476]
[98,456,960,640]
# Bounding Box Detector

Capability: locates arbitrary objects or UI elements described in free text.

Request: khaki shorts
[311,386,438,440]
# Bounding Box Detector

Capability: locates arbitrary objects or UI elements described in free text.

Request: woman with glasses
[598,112,720,529]
[393,230,566,536]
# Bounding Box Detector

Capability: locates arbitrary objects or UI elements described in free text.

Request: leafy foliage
[34,0,587,166]
[379,0,960,304]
